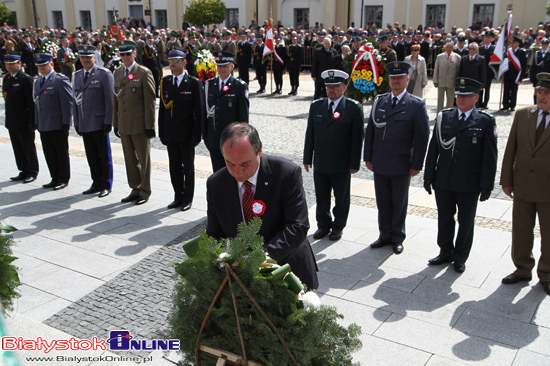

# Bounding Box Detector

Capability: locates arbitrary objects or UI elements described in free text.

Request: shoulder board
[189,75,200,82]
[56,72,69,80]
[234,78,247,86]
[312,98,325,105]
[2,74,7,81]
[374,92,390,100]
[74,69,83,75]
[478,110,494,118]
[346,98,361,107]
[162,75,172,81]
[297,44,303,48]
[441,108,454,113]
[97,67,111,74]
[409,94,422,101]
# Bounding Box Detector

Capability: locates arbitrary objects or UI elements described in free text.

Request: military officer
[159,48,205,211]
[478,31,495,109]
[184,32,199,75]
[236,31,252,85]
[220,31,236,55]
[364,61,430,254]
[303,70,364,241]
[203,51,249,172]
[529,38,550,104]
[3,51,38,183]
[72,45,114,198]
[424,78,498,272]
[286,35,303,95]
[166,31,182,54]
[153,31,166,66]
[502,37,527,111]
[113,40,156,205]
[33,53,73,190]
[142,34,162,97]
[252,35,267,93]
[272,35,286,94]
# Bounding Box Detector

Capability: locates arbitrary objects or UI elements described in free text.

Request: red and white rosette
[251,200,266,216]
[222,85,229,92]
[333,111,341,119]
[127,73,135,81]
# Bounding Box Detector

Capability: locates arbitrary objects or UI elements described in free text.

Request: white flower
[376,55,382,61]
[301,291,321,311]
[217,252,231,262]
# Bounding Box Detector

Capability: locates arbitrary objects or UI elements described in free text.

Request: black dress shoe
[10,174,25,181]
[329,229,343,241]
[135,196,148,205]
[83,186,101,195]
[121,194,139,203]
[501,273,532,284]
[393,242,404,254]
[42,181,57,188]
[454,262,466,273]
[428,255,453,265]
[98,189,111,198]
[540,281,550,296]
[167,200,182,209]
[277,90,282,94]
[23,176,37,183]
[53,183,68,190]
[181,203,192,211]
[370,239,390,248]
[313,228,331,240]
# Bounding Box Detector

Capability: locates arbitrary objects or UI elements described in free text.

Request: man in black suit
[19,33,37,77]
[458,42,486,107]
[478,31,495,109]
[311,38,337,99]
[272,35,286,94]
[286,35,303,95]
[203,51,249,172]
[57,36,75,81]
[159,48,204,211]
[252,35,267,93]
[390,33,405,61]
[236,32,252,85]
[529,38,550,104]
[303,69,364,241]
[502,37,527,111]
[206,123,319,289]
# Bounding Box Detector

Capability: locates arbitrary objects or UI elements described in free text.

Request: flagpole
[270,54,273,94]
[499,75,504,110]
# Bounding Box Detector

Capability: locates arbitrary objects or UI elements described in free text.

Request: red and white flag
[489,13,512,79]
[110,13,123,40]
[263,19,276,61]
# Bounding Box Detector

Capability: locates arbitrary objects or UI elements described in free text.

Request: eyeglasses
[168,59,183,63]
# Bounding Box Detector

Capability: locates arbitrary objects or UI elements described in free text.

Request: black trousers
[207,146,226,173]
[374,173,410,244]
[434,188,480,263]
[314,77,327,99]
[503,77,519,109]
[9,127,39,178]
[479,77,492,107]
[167,141,195,203]
[313,170,351,231]
[273,67,283,89]
[238,65,249,85]
[83,130,113,190]
[288,68,300,88]
[40,129,70,184]
[255,64,267,88]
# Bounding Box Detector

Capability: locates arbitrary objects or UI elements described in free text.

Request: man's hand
[62,124,70,135]
[502,186,514,198]
[114,127,121,138]
[145,129,155,139]
[365,161,373,171]
[424,180,434,195]
[410,169,420,177]
[303,164,312,172]
[350,169,359,174]
[479,189,491,202]
[103,124,112,135]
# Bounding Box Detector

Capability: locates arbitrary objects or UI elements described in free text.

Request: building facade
[6,0,550,33]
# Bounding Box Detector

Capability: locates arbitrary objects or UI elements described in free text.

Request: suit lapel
[387,93,405,118]
[529,108,539,149]
[254,155,273,210]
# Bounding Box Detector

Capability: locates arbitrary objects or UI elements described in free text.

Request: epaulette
[347,98,362,107]
[189,75,200,82]
[312,97,325,104]
[162,74,172,81]
[234,78,247,86]
[441,108,454,114]
[478,110,494,118]
[74,68,83,75]
[374,92,389,101]
[409,94,423,101]
[97,66,111,74]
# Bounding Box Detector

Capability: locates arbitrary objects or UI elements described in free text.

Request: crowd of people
[2,17,550,295]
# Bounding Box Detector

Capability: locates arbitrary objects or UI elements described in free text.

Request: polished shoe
[23,176,37,184]
[83,186,101,195]
[540,281,550,296]
[42,181,57,188]
[454,262,466,273]
[329,229,343,241]
[499,107,508,111]
[370,239,390,248]
[121,194,139,203]
[501,273,532,284]
[277,90,282,94]
[288,90,294,96]
[181,203,192,211]
[272,89,279,94]
[313,228,331,240]
[53,183,68,190]
[510,108,515,111]
[167,200,182,209]
[256,89,265,93]
[10,174,25,181]
[393,242,404,254]
[98,189,111,198]
[428,255,453,265]
[135,196,148,205]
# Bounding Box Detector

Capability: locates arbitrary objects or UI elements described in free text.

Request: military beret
[353,36,361,42]
[455,77,483,95]
[170,30,178,37]
[321,69,349,85]
[378,34,389,42]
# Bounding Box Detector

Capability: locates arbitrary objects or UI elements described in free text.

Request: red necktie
[242,181,253,222]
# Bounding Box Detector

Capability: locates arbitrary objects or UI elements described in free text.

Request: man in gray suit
[33,53,73,190]
[73,45,114,198]
[364,61,430,254]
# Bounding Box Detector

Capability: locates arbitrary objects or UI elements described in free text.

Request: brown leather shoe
[501,273,532,284]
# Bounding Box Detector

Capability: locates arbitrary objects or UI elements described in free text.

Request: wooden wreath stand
[194,263,300,366]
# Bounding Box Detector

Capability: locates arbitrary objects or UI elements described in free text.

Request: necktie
[459,113,466,126]
[536,111,549,145]
[123,68,128,78]
[40,76,45,88]
[84,71,89,84]
[329,101,334,115]
[392,97,398,109]
[242,181,253,222]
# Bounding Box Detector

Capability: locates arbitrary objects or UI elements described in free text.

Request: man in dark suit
[236,32,252,85]
[33,53,73,190]
[206,123,319,289]
[458,42,486,107]
[424,78,498,273]
[252,35,267,93]
[478,31,495,109]
[286,35,302,95]
[141,35,162,97]
[303,69,364,241]
[184,32,199,75]
[72,45,114,198]
[311,38,337,99]
[364,62,430,254]
[3,52,38,183]
[390,33,406,61]
[57,36,75,81]
[271,35,286,95]
[203,51,249,172]
[502,37,527,111]
[500,72,550,295]
[19,33,37,77]
[159,48,204,211]
[529,38,550,104]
